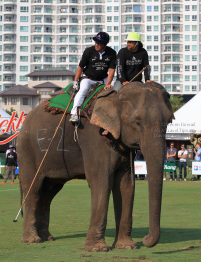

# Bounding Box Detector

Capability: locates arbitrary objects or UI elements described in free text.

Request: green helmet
[126,32,142,42]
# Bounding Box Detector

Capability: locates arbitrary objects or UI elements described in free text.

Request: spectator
[167,142,177,181]
[135,150,144,161]
[1,146,17,184]
[178,144,188,181]
[163,145,168,181]
[6,145,16,157]
[194,142,201,180]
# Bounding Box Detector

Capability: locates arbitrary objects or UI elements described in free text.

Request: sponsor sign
[192,161,201,175]
[164,162,177,172]
[0,111,26,144]
[134,161,147,174]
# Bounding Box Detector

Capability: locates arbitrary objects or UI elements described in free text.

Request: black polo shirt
[117,47,150,83]
[79,46,116,81]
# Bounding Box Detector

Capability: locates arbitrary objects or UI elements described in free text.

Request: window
[114,26,118,32]
[114,46,118,52]
[20,26,28,32]
[4,98,7,105]
[192,65,197,71]
[154,6,158,12]
[134,6,141,12]
[147,16,152,22]
[147,6,152,12]
[154,76,158,82]
[148,56,152,61]
[11,98,17,105]
[20,56,28,62]
[185,25,190,31]
[192,25,197,31]
[154,26,158,31]
[192,35,197,41]
[185,5,190,11]
[147,36,152,41]
[164,76,171,82]
[20,46,28,52]
[192,15,197,21]
[107,7,112,12]
[154,66,158,71]
[192,86,197,92]
[185,76,190,81]
[164,66,171,72]
[20,76,28,81]
[185,55,190,61]
[185,15,190,21]
[20,36,28,42]
[172,76,180,82]
[192,5,197,11]
[114,6,118,12]
[126,16,132,22]
[192,76,197,81]
[107,26,112,32]
[154,36,158,41]
[185,86,190,92]
[114,36,118,42]
[20,16,28,22]
[107,16,112,22]
[147,26,152,31]
[147,46,152,51]
[192,45,197,51]
[185,35,190,41]
[165,86,171,92]
[154,16,158,21]
[22,98,28,105]
[185,45,190,51]
[20,7,29,12]
[20,66,28,71]
[114,16,118,22]
[154,56,158,61]
[185,66,190,71]
[154,46,158,51]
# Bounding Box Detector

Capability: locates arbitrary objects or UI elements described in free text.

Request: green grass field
[0,178,201,262]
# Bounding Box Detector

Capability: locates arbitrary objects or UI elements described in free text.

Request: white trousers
[71,78,107,115]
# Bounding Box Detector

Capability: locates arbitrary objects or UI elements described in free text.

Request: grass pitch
[0,179,201,262]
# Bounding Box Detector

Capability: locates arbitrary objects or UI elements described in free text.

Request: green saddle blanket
[48,83,105,111]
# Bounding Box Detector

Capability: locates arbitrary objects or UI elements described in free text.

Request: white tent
[0,107,11,120]
[166,91,201,140]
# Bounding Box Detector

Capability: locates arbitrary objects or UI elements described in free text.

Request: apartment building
[0,0,200,97]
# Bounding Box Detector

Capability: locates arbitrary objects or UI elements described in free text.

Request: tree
[170,95,185,113]
[5,107,18,118]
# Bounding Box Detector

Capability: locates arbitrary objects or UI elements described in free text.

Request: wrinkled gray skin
[17,82,173,251]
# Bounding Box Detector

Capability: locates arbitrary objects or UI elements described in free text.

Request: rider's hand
[122,81,129,86]
[73,81,79,91]
[104,84,113,90]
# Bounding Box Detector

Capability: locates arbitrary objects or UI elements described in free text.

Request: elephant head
[90,82,174,247]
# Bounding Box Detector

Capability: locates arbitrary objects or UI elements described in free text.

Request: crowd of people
[163,142,201,181]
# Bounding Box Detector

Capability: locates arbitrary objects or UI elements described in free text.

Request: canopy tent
[0,108,11,120]
[166,91,201,140]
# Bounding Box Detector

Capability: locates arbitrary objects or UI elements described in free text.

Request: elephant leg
[36,183,64,241]
[84,174,113,252]
[112,169,138,250]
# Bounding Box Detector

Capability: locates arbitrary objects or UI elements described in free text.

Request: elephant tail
[19,176,24,217]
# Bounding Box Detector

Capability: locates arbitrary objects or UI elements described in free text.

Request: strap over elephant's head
[90,90,120,140]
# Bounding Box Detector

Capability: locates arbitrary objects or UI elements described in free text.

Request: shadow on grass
[54,227,201,248]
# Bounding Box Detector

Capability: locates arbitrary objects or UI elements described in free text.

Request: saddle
[43,82,105,117]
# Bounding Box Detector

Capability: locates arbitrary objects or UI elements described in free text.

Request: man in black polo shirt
[1,146,17,184]
[70,32,116,123]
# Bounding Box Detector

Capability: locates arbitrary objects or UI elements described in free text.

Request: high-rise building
[0,0,200,96]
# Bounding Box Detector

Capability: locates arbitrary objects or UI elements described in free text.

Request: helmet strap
[130,42,139,51]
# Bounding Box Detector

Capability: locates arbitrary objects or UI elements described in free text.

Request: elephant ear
[90,90,120,139]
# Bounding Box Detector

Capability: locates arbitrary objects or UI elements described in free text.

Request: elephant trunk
[141,134,165,247]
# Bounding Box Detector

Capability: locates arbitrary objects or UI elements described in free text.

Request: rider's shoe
[69,114,79,123]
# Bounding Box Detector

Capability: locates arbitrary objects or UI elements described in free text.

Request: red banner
[0,111,26,145]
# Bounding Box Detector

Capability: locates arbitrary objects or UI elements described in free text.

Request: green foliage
[0,179,201,262]
[170,95,185,113]
[5,107,18,118]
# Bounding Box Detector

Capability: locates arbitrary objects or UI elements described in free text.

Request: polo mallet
[13,93,75,222]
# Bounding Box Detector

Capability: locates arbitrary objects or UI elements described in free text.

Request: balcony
[60,8,67,13]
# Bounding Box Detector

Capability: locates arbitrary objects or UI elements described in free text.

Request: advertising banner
[192,161,201,175]
[164,162,177,172]
[134,161,147,175]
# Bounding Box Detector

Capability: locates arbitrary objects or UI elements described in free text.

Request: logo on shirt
[105,58,110,61]
[92,56,97,61]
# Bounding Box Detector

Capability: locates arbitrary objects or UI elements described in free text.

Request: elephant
[17,81,173,251]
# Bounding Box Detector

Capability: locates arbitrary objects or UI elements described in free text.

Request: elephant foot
[38,231,54,242]
[143,234,159,247]
[84,241,110,252]
[22,233,42,243]
[113,238,138,250]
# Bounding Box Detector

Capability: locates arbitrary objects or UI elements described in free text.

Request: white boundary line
[0,188,19,192]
